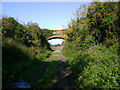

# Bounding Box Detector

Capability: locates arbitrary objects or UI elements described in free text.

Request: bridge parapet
[47,30,67,40]
[47,35,66,40]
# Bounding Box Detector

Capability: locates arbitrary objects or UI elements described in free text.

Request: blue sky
[2,2,91,30]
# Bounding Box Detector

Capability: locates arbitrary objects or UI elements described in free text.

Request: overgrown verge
[35,60,58,88]
[63,42,119,88]
[62,1,119,88]
[2,17,52,88]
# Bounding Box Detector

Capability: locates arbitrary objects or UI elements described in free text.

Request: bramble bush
[62,1,119,88]
[71,45,118,88]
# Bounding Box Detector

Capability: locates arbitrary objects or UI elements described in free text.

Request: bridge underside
[47,35,65,40]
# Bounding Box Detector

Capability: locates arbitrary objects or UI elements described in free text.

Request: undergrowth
[35,60,57,88]
[62,41,119,88]
[2,38,52,88]
[62,1,119,88]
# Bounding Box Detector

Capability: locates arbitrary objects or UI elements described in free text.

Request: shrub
[63,44,119,88]
[2,17,52,88]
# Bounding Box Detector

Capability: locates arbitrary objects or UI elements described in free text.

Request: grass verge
[54,52,59,55]
[2,38,52,88]
[35,60,58,88]
[52,56,59,60]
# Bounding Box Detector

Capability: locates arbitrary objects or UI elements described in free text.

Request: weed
[52,56,59,60]
[54,52,59,55]
[35,61,57,88]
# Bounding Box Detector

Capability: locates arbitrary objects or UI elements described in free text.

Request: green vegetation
[54,52,59,55]
[52,56,59,60]
[2,16,52,88]
[2,1,120,89]
[54,44,62,47]
[41,28,54,39]
[35,60,57,88]
[62,1,119,88]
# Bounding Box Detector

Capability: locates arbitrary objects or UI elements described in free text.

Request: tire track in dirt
[26,46,73,88]
[50,46,73,88]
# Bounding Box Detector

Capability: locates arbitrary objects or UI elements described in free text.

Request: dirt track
[27,46,73,88]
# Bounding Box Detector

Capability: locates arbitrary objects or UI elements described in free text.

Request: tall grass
[2,37,52,88]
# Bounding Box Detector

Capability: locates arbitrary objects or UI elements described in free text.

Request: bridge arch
[47,35,66,40]
[47,30,67,45]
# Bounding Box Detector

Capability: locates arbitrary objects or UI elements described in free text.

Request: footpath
[27,46,73,88]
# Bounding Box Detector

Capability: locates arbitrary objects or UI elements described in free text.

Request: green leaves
[2,17,18,38]
[63,2,119,87]
[88,2,118,45]
[2,17,52,88]
[63,43,119,88]
[41,28,54,38]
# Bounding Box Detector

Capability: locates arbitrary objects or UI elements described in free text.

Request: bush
[78,45,118,88]
[62,1,119,88]
[2,37,52,88]
[2,17,52,88]
[63,44,119,88]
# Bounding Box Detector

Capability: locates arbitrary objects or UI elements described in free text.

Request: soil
[26,45,73,88]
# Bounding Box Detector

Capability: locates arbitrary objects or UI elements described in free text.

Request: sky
[48,38,65,45]
[2,2,91,30]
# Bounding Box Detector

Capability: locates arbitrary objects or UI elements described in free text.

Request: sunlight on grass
[35,61,58,88]
[54,52,59,55]
[52,56,59,60]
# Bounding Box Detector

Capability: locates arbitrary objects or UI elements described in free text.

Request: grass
[2,49,50,88]
[20,57,47,80]
[2,38,52,88]
[54,44,62,47]
[52,56,59,60]
[35,60,58,88]
[54,52,59,55]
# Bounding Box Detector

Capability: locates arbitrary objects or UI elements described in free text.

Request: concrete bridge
[47,30,67,40]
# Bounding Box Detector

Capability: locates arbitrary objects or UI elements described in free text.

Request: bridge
[47,30,67,40]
